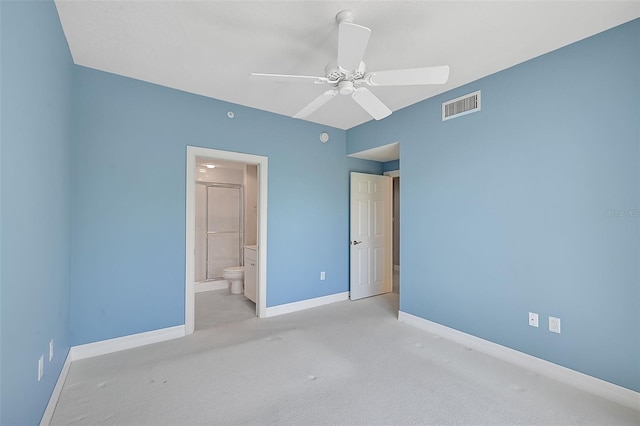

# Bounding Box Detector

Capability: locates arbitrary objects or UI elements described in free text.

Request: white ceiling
[348,142,399,162]
[55,1,639,131]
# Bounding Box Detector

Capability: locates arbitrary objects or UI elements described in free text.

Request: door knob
[352,240,363,245]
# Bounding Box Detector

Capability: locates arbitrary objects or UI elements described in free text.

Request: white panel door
[350,172,392,300]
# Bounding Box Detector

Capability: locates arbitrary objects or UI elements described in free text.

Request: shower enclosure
[195,182,244,282]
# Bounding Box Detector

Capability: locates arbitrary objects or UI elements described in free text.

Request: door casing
[185,146,268,334]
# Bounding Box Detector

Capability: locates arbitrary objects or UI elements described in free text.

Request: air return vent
[442,91,481,121]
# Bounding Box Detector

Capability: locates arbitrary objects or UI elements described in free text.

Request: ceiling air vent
[442,90,481,121]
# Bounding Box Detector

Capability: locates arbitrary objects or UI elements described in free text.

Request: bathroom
[194,156,258,329]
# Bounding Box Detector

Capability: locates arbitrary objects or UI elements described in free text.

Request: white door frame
[185,146,268,335]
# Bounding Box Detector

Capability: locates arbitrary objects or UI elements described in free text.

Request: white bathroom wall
[244,165,258,246]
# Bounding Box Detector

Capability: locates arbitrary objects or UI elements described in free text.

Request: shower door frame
[197,182,244,282]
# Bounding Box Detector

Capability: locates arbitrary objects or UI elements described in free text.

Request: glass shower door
[206,185,243,280]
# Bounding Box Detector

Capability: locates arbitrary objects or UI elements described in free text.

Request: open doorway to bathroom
[185,146,268,336]
[193,159,257,330]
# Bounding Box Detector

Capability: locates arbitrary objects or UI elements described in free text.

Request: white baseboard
[70,325,186,361]
[265,292,349,318]
[39,352,72,426]
[41,326,185,425]
[195,280,228,293]
[398,311,640,411]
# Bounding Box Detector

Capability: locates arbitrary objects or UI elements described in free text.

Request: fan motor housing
[325,60,366,83]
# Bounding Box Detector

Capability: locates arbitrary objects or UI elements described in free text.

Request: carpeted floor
[51,293,639,425]
[195,288,256,330]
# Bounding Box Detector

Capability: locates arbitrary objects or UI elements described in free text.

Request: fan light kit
[251,10,449,121]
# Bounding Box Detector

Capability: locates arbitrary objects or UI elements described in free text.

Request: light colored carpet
[195,288,256,330]
[51,294,639,425]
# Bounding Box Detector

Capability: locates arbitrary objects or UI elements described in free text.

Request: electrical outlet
[38,356,44,381]
[49,339,54,362]
[549,316,561,334]
[320,271,325,281]
[528,312,539,327]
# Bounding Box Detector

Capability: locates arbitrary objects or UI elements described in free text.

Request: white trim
[256,157,268,319]
[185,146,268,333]
[41,326,185,424]
[195,280,229,293]
[69,325,185,361]
[384,170,400,178]
[265,292,349,318]
[398,311,640,411]
[39,352,72,426]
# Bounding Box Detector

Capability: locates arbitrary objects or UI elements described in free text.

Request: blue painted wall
[0,1,73,424]
[348,20,640,392]
[383,160,400,172]
[70,67,381,345]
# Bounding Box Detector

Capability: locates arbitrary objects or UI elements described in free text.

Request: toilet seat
[223,266,244,278]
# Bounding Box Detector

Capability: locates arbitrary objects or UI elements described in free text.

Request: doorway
[185,146,268,335]
[384,170,400,295]
[346,141,400,309]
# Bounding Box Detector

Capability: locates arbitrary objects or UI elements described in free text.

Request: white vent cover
[442,90,481,121]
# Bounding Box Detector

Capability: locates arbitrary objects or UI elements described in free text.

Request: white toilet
[223,266,245,294]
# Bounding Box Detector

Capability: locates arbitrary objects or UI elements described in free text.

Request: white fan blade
[365,65,450,86]
[337,22,371,72]
[352,87,392,120]
[250,73,328,84]
[293,90,337,118]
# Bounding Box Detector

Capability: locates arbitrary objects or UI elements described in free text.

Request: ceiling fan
[250,10,450,121]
